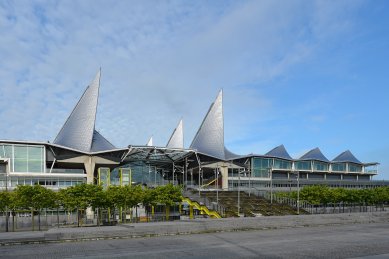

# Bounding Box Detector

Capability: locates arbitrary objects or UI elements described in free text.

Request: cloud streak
[0,0,373,160]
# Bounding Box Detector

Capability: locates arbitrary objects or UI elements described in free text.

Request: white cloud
[0,0,365,151]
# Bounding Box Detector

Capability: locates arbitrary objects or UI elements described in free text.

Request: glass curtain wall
[273,159,292,170]
[313,161,329,171]
[252,157,273,178]
[296,161,311,171]
[349,163,362,172]
[0,144,45,173]
[331,163,346,172]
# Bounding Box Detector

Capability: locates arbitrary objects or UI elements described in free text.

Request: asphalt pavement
[0,222,389,258]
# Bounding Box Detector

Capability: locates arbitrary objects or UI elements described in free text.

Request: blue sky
[0,0,388,179]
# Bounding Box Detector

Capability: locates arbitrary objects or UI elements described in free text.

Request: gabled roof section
[53,70,115,153]
[190,90,226,160]
[90,130,116,152]
[332,150,362,164]
[299,148,329,162]
[166,119,184,149]
[265,145,293,160]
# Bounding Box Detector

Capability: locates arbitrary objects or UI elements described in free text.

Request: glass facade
[252,157,273,178]
[0,175,85,188]
[0,144,45,173]
[331,163,346,172]
[273,159,292,170]
[313,161,329,171]
[349,163,362,172]
[296,161,311,171]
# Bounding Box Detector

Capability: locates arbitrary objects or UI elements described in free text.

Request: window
[273,159,292,170]
[296,161,311,170]
[349,163,362,172]
[252,157,273,178]
[0,144,45,173]
[332,163,346,172]
[313,161,329,171]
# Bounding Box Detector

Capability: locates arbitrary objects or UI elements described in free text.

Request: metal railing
[183,190,226,217]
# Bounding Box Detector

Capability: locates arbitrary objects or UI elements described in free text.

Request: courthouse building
[0,71,385,192]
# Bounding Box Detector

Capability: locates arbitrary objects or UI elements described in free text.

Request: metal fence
[183,189,226,217]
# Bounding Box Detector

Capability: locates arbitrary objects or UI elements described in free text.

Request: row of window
[252,157,364,176]
[0,144,45,173]
[0,176,86,188]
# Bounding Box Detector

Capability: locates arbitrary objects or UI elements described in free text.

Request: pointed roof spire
[166,119,184,149]
[300,147,329,162]
[332,150,362,164]
[265,145,293,160]
[146,136,153,146]
[190,90,226,159]
[54,70,115,152]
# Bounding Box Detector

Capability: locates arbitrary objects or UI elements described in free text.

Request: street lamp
[214,168,219,205]
[238,168,241,216]
[297,170,300,215]
[291,170,300,215]
[4,159,9,232]
[268,167,273,204]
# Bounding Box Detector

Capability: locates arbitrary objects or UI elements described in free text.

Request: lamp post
[216,168,219,205]
[238,169,241,216]
[291,170,300,215]
[268,167,273,204]
[248,168,251,197]
[297,170,300,215]
[4,159,9,232]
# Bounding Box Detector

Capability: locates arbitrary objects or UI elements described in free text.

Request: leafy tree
[0,191,11,232]
[155,184,182,220]
[60,183,100,227]
[14,185,55,231]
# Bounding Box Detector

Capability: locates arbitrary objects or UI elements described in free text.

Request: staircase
[200,191,308,217]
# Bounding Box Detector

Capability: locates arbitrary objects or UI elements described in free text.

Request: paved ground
[0,223,388,258]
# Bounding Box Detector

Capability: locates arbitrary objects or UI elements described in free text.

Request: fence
[0,210,79,232]
[246,187,387,215]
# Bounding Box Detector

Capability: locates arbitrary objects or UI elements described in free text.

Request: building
[0,71,387,193]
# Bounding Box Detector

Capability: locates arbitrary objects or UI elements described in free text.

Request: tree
[155,184,182,220]
[142,188,158,221]
[60,183,100,227]
[0,191,11,232]
[15,185,55,231]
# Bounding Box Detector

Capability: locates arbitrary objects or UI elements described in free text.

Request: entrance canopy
[122,146,194,169]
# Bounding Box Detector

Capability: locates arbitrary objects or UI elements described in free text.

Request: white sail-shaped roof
[190,90,227,159]
[53,70,115,153]
[146,136,153,146]
[166,119,184,149]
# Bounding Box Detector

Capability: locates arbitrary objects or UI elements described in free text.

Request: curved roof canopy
[265,145,293,160]
[53,70,116,153]
[166,119,184,149]
[332,150,362,164]
[300,147,329,162]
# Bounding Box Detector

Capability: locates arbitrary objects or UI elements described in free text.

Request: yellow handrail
[182,197,222,218]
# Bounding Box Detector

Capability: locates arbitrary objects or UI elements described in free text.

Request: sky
[0,0,389,179]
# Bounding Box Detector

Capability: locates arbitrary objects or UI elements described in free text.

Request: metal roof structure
[189,90,237,160]
[166,119,184,149]
[123,146,192,168]
[333,150,362,164]
[53,70,116,153]
[299,147,330,162]
[265,145,293,160]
